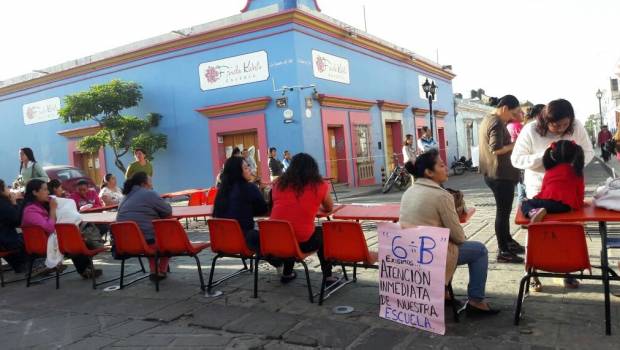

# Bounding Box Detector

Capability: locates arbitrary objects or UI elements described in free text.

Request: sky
[1,0,619,119]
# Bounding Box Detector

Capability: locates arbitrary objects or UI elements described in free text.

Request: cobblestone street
[1,160,619,349]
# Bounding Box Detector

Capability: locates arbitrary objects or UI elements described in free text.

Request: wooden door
[78,152,101,185]
[222,131,260,171]
[353,124,375,186]
[327,128,339,181]
[437,127,447,164]
[385,122,395,171]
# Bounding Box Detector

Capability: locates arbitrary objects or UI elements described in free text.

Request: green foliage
[59,80,167,172]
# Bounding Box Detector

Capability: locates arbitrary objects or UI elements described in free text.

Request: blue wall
[0,18,456,192]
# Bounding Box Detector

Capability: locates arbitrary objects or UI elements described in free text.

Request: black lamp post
[596,89,604,130]
[422,78,438,139]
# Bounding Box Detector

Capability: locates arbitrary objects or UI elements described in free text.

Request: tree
[58,79,167,173]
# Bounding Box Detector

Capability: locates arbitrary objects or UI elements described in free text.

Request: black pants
[601,146,610,162]
[521,198,571,217]
[282,227,332,277]
[484,176,517,251]
[245,229,281,268]
[70,256,92,274]
[0,239,28,273]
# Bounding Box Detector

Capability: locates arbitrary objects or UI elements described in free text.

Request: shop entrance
[353,124,375,186]
[75,151,102,185]
[221,131,260,171]
[327,126,347,183]
[384,121,403,171]
[437,127,447,164]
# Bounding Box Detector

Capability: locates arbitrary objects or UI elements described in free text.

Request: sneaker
[497,251,524,264]
[528,208,547,223]
[507,241,525,255]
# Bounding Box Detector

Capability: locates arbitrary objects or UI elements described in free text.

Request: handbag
[593,178,620,211]
[445,188,466,215]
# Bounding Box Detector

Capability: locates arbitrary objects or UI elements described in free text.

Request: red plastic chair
[109,222,153,289]
[0,249,19,287]
[515,222,592,325]
[21,226,51,287]
[320,221,378,304]
[256,220,316,303]
[206,219,255,293]
[187,191,208,226]
[152,219,211,292]
[55,224,107,289]
[205,187,218,205]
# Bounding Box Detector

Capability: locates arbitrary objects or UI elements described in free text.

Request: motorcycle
[451,156,478,176]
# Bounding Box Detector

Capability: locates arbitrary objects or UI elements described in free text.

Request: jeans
[484,176,517,252]
[245,229,281,268]
[521,198,571,217]
[282,227,332,277]
[456,241,489,302]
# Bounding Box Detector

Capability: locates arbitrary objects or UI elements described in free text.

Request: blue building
[0,0,456,192]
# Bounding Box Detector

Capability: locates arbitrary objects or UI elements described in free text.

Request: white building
[454,96,494,160]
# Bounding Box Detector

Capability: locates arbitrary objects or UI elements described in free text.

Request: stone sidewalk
[1,161,619,349]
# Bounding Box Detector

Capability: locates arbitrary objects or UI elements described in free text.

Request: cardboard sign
[377,222,449,335]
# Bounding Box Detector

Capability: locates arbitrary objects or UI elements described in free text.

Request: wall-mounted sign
[418,76,438,101]
[275,97,288,108]
[199,51,269,91]
[23,97,61,125]
[312,50,350,84]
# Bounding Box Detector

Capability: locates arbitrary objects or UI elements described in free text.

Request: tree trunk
[114,157,126,174]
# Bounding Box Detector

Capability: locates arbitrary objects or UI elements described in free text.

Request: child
[521,140,585,223]
[520,140,585,291]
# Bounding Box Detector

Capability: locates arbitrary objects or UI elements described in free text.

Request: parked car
[44,165,98,194]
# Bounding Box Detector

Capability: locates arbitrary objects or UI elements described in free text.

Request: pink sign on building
[377,222,449,335]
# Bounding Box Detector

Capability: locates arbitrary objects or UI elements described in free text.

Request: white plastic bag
[45,233,64,268]
[593,177,620,211]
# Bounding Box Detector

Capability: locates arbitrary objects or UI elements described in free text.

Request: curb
[335,187,383,200]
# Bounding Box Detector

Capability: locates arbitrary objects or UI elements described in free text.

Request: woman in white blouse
[511,99,594,198]
[99,173,124,206]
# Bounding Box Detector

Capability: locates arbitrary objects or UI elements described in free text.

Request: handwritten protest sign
[377,222,450,335]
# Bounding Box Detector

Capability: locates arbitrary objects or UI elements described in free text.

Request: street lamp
[422,78,438,139]
[596,89,604,129]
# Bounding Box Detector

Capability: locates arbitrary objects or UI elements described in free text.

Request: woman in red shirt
[270,153,334,283]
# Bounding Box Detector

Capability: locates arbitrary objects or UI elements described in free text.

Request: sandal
[280,271,297,284]
[325,276,340,288]
[530,278,543,292]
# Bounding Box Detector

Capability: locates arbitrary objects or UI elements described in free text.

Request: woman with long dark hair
[270,153,334,283]
[0,179,29,272]
[213,157,269,251]
[478,95,523,263]
[21,179,97,278]
[116,172,172,281]
[17,147,49,187]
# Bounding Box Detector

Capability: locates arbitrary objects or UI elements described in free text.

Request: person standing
[125,148,153,180]
[479,95,523,264]
[512,99,594,201]
[16,148,49,188]
[282,150,292,172]
[402,134,416,164]
[598,125,613,162]
[417,127,437,154]
[614,129,620,163]
[268,147,284,182]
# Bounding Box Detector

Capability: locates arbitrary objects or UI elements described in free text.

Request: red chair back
[205,187,218,205]
[152,219,194,254]
[188,192,207,206]
[110,222,154,256]
[526,222,591,273]
[207,219,253,256]
[21,226,49,256]
[257,220,305,259]
[55,223,89,255]
[322,221,372,263]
